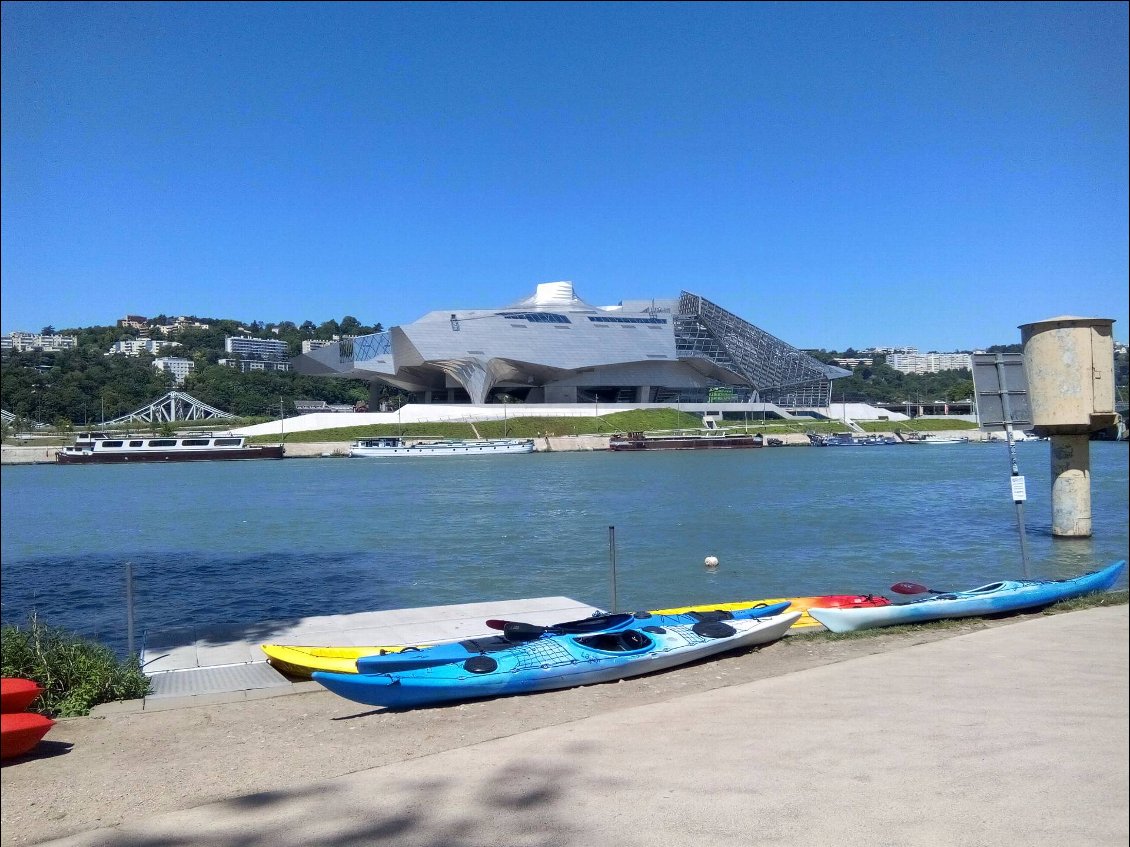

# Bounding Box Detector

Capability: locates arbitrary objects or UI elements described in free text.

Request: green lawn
[252,409,981,445]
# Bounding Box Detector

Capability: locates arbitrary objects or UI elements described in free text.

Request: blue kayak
[316,612,802,709]
[354,601,792,673]
[809,560,1126,633]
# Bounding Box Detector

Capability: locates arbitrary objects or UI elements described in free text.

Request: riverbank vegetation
[1,615,151,717]
[246,409,981,446]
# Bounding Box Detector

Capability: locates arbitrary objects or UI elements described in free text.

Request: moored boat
[809,433,902,447]
[809,560,1127,633]
[349,437,535,457]
[609,431,764,451]
[56,432,284,464]
[314,612,802,709]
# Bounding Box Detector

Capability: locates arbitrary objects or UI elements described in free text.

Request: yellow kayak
[650,594,891,630]
[261,643,424,678]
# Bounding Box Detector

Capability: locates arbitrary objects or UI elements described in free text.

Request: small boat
[1,678,44,713]
[1,712,55,759]
[354,603,792,674]
[608,431,764,451]
[261,615,637,678]
[56,431,284,464]
[349,437,535,457]
[809,560,1127,633]
[263,601,793,677]
[314,612,802,709]
[650,594,892,630]
[809,433,901,447]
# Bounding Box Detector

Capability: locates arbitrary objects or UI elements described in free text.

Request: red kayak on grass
[1,712,55,760]
[1,678,45,714]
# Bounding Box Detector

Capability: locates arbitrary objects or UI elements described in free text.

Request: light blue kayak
[317,612,802,709]
[354,601,792,674]
[809,560,1126,633]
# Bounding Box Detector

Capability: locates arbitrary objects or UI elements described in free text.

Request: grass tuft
[1,614,151,717]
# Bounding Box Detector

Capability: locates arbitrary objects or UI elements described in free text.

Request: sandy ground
[1,609,1102,847]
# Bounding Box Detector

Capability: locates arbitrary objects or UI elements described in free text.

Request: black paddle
[890,582,945,595]
[485,612,634,639]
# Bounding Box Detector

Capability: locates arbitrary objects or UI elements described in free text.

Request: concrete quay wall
[1,431,994,465]
[276,435,615,457]
[0,437,613,464]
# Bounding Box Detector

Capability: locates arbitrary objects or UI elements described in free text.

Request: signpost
[971,353,1033,577]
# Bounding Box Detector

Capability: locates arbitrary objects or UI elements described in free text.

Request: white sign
[1010,475,1027,502]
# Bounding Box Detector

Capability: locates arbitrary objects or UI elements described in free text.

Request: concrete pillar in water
[1049,434,1092,537]
[1019,316,1117,539]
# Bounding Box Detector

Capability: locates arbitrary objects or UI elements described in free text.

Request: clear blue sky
[2,2,1127,351]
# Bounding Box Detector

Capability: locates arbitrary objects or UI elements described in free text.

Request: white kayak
[809,560,1126,633]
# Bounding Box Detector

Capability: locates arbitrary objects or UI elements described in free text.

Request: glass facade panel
[676,292,836,407]
[501,312,572,323]
[587,316,667,324]
[348,332,393,364]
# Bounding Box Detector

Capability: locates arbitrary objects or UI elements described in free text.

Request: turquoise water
[2,442,1127,655]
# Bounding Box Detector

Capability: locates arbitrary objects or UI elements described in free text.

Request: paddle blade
[485,619,507,630]
[891,582,929,595]
[500,621,549,641]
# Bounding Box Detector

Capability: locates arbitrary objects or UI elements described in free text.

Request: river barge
[608,431,765,451]
[349,436,535,457]
[55,432,284,464]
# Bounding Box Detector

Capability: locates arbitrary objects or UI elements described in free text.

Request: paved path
[14,605,1126,847]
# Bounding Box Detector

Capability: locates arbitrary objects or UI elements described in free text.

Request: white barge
[56,432,285,464]
[348,436,535,457]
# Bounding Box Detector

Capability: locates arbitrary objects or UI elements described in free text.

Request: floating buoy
[704,555,719,570]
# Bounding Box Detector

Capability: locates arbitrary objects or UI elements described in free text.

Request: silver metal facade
[292,284,846,407]
[676,292,845,407]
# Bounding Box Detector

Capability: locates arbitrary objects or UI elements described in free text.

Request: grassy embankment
[249,409,980,445]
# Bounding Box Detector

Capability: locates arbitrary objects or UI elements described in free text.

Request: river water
[2,442,1127,656]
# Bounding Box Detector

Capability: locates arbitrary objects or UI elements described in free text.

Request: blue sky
[2,2,1127,351]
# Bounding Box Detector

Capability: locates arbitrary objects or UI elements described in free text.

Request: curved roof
[504,281,602,312]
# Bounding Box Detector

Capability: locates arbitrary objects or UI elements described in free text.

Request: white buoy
[704,555,719,570]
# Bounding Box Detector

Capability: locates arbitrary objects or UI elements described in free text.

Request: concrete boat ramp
[139,596,602,705]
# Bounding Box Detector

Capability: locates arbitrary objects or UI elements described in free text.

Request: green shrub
[1,614,151,717]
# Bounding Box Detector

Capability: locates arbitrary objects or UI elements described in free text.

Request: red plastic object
[808,594,893,608]
[1,678,45,714]
[1,712,55,759]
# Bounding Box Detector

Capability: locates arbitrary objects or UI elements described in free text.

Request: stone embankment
[1,431,992,464]
[243,434,615,459]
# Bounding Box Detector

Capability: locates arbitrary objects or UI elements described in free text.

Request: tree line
[1,315,388,430]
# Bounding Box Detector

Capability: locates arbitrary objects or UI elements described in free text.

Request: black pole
[125,562,136,658]
[608,526,618,612]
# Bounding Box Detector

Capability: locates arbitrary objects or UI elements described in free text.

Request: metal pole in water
[608,526,618,612]
[125,562,136,658]
[995,355,1031,578]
